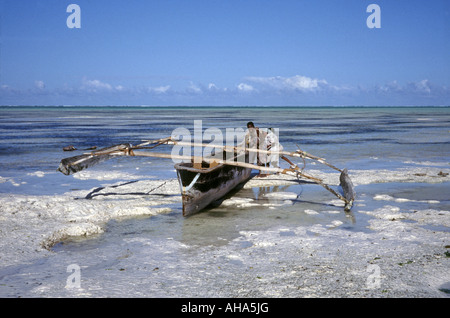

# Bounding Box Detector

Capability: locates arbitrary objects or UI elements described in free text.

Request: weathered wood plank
[57,143,131,175]
[340,168,356,211]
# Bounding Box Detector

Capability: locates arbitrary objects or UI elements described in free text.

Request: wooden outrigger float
[58,136,355,216]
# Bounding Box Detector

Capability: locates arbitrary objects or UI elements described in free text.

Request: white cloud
[148,85,170,94]
[285,75,328,90]
[34,80,45,90]
[81,78,113,91]
[2,74,449,106]
[245,75,328,91]
[206,83,229,93]
[237,83,254,92]
[377,79,438,95]
[80,78,131,94]
[208,83,218,90]
[376,80,401,93]
[409,79,431,94]
[187,82,202,93]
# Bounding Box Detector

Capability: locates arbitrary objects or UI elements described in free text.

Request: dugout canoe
[175,151,252,216]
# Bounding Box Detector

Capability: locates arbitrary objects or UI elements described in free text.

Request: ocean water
[0,106,449,298]
[1,106,448,195]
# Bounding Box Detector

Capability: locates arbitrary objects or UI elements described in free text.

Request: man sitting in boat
[243,122,268,176]
[242,122,298,177]
[265,128,297,172]
[265,128,282,168]
[242,122,263,163]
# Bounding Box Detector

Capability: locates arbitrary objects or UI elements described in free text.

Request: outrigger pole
[58,137,355,211]
[139,138,344,173]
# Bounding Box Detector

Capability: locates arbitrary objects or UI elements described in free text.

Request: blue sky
[0,0,449,106]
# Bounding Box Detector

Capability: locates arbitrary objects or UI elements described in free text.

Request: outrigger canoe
[57,136,355,216]
[175,151,252,216]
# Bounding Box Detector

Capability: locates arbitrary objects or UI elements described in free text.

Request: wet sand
[0,168,449,297]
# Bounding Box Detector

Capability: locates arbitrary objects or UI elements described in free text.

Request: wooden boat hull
[175,154,252,217]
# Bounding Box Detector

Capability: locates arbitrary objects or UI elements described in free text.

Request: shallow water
[0,106,449,297]
[1,106,449,195]
[54,179,449,253]
[1,178,448,297]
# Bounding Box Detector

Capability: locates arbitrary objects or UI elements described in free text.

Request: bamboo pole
[59,137,353,208]
[140,138,316,160]
[139,138,343,172]
[131,150,350,204]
